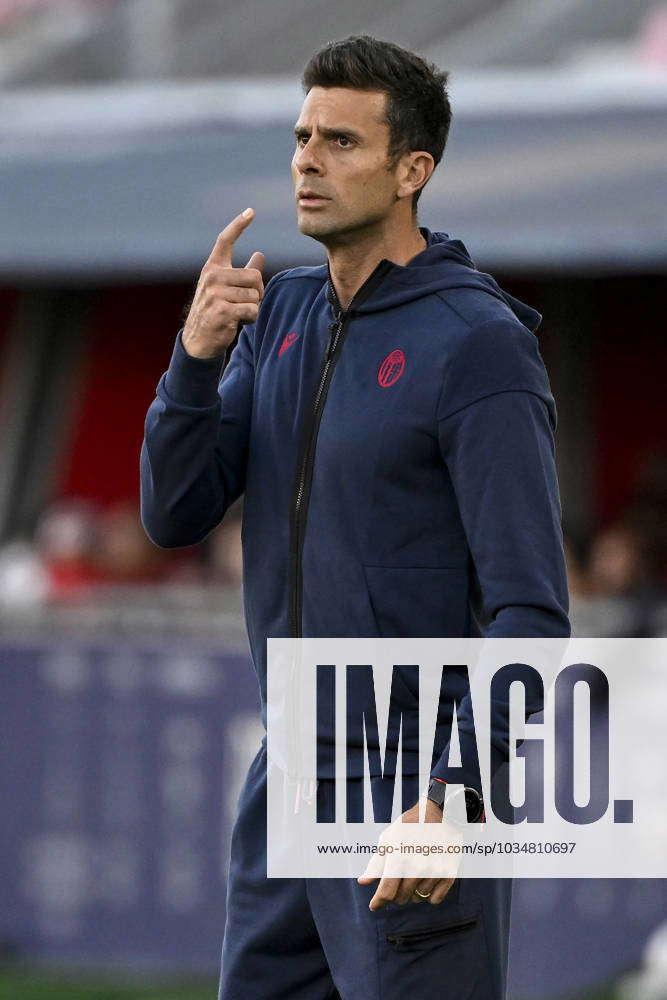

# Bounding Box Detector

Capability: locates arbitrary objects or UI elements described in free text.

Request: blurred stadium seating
[0,3,665,998]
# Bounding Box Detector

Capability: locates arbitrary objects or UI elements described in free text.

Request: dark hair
[302,35,451,210]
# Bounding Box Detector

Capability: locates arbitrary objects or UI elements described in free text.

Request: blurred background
[0,1,666,998]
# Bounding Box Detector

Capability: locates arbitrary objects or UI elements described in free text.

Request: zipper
[288,260,392,638]
[293,314,343,525]
[386,916,478,950]
[288,309,345,637]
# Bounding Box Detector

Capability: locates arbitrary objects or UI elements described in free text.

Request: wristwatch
[426,778,485,825]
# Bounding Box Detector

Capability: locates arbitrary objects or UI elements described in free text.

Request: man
[141,35,569,1000]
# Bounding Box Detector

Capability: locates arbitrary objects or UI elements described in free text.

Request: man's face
[291,87,403,245]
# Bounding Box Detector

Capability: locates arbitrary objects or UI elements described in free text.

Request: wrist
[181,328,229,360]
[422,795,445,821]
[425,778,485,826]
[163,329,227,407]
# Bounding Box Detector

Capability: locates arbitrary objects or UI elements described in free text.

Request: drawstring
[293,777,318,814]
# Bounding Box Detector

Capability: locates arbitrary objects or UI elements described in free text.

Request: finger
[369,876,400,911]
[395,878,425,905]
[218,302,259,326]
[211,268,263,289]
[244,251,265,300]
[208,208,254,268]
[410,878,438,903]
[221,285,261,305]
[245,250,265,274]
[428,878,456,905]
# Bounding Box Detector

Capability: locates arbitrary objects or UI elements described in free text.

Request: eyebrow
[293,124,363,142]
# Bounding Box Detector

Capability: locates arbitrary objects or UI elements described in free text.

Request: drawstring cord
[293,777,318,814]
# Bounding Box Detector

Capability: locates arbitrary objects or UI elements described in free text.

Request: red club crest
[377,349,406,388]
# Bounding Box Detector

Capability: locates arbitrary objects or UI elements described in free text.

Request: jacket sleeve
[140,325,254,548]
[430,318,570,789]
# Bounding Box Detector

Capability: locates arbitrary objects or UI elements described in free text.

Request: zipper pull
[325,316,343,362]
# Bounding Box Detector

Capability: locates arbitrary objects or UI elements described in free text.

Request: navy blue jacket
[141,229,570,789]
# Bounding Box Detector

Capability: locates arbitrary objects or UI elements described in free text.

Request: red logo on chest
[278,331,299,357]
[377,349,406,387]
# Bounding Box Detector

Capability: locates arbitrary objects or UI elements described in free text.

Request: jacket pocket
[363,564,469,638]
[386,915,479,952]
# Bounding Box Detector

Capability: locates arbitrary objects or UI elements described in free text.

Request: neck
[327,220,427,310]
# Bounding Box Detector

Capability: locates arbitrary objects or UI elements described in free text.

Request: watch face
[428,783,484,822]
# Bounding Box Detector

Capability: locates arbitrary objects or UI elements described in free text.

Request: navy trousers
[219,744,512,999]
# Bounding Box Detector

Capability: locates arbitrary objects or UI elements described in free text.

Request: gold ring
[415,888,432,898]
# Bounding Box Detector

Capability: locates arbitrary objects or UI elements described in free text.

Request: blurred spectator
[1,456,662,630]
[0,538,49,607]
[0,497,182,607]
[33,497,101,601]
[93,500,164,584]
[588,520,651,598]
[588,450,665,601]
[0,498,101,607]
[570,461,665,638]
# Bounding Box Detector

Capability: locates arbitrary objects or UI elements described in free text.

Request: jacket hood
[326,227,542,333]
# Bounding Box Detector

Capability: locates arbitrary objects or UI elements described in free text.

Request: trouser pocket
[386,915,478,952]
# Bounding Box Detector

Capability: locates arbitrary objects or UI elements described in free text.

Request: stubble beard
[298,204,388,250]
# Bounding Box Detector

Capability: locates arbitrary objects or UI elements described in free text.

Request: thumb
[245,250,265,273]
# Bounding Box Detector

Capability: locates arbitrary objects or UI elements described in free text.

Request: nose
[294,138,323,175]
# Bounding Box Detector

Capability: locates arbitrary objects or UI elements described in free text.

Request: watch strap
[426,778,485,824]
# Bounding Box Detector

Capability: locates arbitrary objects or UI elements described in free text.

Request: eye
[296,133,309,146]
[335,135,353,148]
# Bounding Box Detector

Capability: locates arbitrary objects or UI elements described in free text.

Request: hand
[357,797,462,910]
[182,207,265,359]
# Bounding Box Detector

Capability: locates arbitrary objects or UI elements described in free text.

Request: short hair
[302,35,451,210]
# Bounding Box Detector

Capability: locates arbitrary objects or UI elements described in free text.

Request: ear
[395,151,435,202]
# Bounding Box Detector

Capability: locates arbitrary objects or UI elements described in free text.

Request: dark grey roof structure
[1,70,665,282]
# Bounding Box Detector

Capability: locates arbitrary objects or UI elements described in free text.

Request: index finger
[369,876,401,911]
[208,207,254,267]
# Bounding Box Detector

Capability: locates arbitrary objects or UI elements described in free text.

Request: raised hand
[182,208,265,359]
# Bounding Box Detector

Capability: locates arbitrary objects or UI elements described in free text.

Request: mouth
[297,193,331,209]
